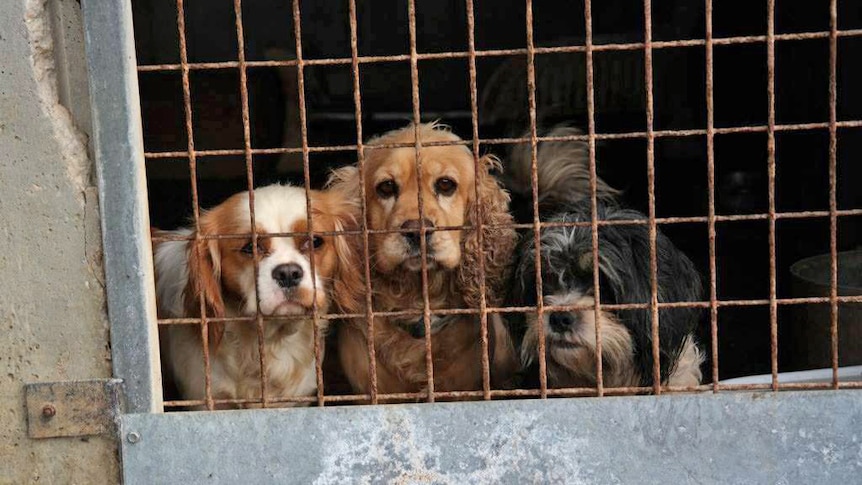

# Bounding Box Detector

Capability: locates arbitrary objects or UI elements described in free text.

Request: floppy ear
[324,166,366,315]
[604,215,702,387]
[458,155,519,308]
[184,222,226,350]
[329,212,365,316]
[327,165,360,193]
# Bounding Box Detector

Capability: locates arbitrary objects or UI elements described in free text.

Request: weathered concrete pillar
[0,0,119,481]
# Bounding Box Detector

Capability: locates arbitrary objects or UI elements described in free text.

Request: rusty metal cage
[134,0,862,411]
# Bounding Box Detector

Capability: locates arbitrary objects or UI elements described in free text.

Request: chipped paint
[24,0,91,204]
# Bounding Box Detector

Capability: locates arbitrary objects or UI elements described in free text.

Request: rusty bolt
[41,404,56,419]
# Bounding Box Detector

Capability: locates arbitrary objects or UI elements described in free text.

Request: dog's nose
[272,263,304,288]
[548,312,577,333]
[401,218,435,248]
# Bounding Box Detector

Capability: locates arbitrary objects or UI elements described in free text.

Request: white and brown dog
[153,184,360,408]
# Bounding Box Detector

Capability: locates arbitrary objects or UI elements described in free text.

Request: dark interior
[133,0,862,382]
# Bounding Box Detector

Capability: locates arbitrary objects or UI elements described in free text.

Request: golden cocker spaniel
[330,122,518,398]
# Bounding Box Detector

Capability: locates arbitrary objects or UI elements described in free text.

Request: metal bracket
[25,378,124,439]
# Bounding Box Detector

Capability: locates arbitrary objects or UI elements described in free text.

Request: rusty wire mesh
[145,0,862,409]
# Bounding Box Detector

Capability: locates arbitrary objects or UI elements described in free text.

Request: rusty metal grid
[145,0,862,409]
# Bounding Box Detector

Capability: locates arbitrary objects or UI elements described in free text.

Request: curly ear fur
[324,166,366,315]
[332,219,364,316]
[184,229,226,349]
[456,160,522,388]
[457,154,519,309]
[326,165,360,193]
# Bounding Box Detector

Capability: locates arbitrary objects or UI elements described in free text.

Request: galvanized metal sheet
[26,379,123,439]
[81,0,163,413]
[121,391,862,484]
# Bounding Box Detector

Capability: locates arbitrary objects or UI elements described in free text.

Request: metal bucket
[788,250,862,369]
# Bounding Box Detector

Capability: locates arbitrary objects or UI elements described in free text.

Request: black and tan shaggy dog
[507,125,704,389]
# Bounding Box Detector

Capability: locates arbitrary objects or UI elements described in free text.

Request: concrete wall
[0,0,119,482]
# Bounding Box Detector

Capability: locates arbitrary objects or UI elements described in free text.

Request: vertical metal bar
[175,0,214,410]
[406,0,436,402]
[290,0,325,407]
[766,0,779,391]
[584,0,604,396]
[525,0,548,398]
[232,0,270,408]
[81,0,163,414]
[705,0,720,391]
[348,0,380,404]
[643,0,662,393]
[464,0,492,399]
[828,0,840,388]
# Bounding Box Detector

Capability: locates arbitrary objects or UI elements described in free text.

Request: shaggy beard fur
[513,200,705,389]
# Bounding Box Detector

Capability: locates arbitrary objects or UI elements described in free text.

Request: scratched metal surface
[82,0,162,414]
[121,391,862,484]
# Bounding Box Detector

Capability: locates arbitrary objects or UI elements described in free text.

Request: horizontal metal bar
[151,294,862,325]
[158,379,862,408]
[149,209,862,245]
[165,209,862,237]
[142,120,862,159]
[136,28,862,72]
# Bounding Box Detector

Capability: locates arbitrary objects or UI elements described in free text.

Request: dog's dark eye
[435,177,457,196]
[376,180,399,199]
[240,239,266,256]
[301,236,325,252]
